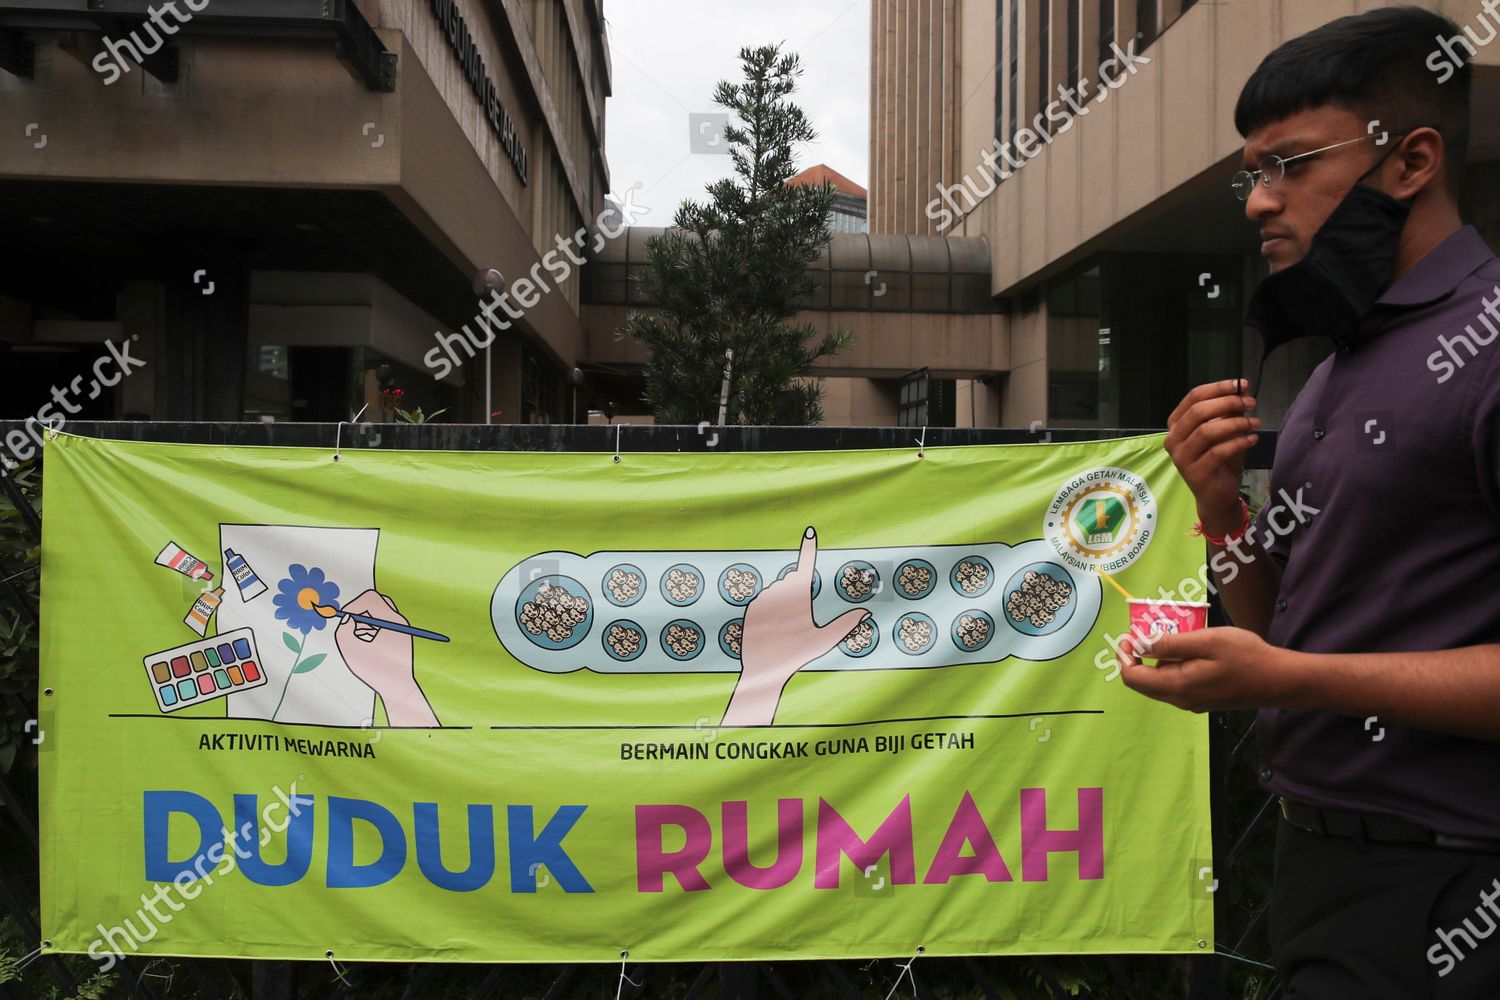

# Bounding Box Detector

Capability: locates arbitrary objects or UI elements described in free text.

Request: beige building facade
[6,1,1496,430]
[0,0,611,423]
[871,0,1500,429]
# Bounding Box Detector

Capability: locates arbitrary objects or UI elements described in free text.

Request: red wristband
[1191,496,1251,547]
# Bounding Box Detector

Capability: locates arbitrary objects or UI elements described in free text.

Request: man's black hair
[1234,5,1472,193]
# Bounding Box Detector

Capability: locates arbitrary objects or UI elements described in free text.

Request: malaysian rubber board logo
[1044,467,1156,573]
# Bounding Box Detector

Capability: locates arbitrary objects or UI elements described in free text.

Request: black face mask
[1244,162,1412,389]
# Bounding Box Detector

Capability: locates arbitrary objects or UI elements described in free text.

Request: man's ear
[1391,126,1446,200]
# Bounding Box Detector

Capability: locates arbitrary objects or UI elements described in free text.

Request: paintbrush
[313,603,450,642]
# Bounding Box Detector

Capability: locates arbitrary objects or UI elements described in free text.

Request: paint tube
[156,541,213,581]
[224,549,268,601]
[184,587,224,637]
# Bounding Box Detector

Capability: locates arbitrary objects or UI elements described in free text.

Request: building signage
[429,0,529,184]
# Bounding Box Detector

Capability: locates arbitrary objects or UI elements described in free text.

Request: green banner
[39,431,1212,965]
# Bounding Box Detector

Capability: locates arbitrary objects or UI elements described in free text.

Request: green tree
[623,43,852,425]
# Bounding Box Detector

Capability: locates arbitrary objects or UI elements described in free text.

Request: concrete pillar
[1024,0,1040,127]
[941,0,958,209]
[957,378,1001,426]
[899,0,914,233]
[488,333,523,423]
[1041,0,1063,115]
[161,246,249,420]
[870,0,963,234]
[870,0,876,232]
[116,281,164,419]
[1001,360,1048,428]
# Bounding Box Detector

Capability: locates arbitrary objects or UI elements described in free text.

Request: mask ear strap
[1243,346,1271,400]
[1355,133,1415,201]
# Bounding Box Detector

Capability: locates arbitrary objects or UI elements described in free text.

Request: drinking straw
[1093,567,1136,602]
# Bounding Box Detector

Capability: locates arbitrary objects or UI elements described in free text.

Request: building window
[1138,0,1159,51]
[521,345,559,424]
[994,6,1005,157]
[1066,0,1080,89]
[1036,0,1051,120]
[1097,0,1115,74]
[1008,0,1019,142]
[1046,265,1102,426]
[899,368,956,427]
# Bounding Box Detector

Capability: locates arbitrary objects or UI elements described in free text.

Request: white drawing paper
[216,524,380,727]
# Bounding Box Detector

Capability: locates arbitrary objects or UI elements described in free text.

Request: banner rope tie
[614,949,640,999]
[914,426,927,459]
[613,424,622,464]
[325,949,351,987]
[13,944,42,972]
[24,416,54,446]
[1215,945,1275,971]
[882,945,924,1000]
[332,403,371,463]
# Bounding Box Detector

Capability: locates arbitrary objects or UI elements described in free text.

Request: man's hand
[1165,378,1281,638]
[1165,378,1260,535]
[1118,626,1301,713]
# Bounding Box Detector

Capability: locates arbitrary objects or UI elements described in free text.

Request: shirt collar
[1376,225,1495,308]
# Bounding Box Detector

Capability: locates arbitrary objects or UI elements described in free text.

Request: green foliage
[394,406,446,424]
[0,918,119,1000]
[0,464,40,776]
[623,42,853,426]
[55,970,119,1000]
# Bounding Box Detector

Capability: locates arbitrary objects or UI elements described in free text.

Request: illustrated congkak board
[38,431,1212,964]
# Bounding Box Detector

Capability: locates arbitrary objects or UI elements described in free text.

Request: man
[1118,7,1500,997]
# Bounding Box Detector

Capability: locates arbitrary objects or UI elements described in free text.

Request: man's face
[1241,106,1386,272]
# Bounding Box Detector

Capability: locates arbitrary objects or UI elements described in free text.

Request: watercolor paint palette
[143,627,266,712]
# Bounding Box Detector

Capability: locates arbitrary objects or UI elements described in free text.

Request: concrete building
[789,163,871,233]
[583,227,1002,425]
[0,0,997,429]
[7,1,1494,430]
[0,0,611,424]
[870,0,1500,429]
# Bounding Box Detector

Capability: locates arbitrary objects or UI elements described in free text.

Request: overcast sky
[601,0,870,227]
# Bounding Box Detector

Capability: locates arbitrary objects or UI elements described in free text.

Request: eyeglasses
[1230,132,1406,201]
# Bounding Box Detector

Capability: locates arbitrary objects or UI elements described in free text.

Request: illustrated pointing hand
[722,527,870,726]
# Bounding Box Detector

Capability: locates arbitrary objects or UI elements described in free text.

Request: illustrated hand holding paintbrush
[326,590,441,727]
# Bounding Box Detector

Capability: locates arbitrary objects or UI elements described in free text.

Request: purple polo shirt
[1250,225,1500,840]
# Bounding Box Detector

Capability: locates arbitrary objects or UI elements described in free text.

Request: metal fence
[0,421,1283,1000]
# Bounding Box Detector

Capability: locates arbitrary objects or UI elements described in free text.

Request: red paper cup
[1127,599,1210,641]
